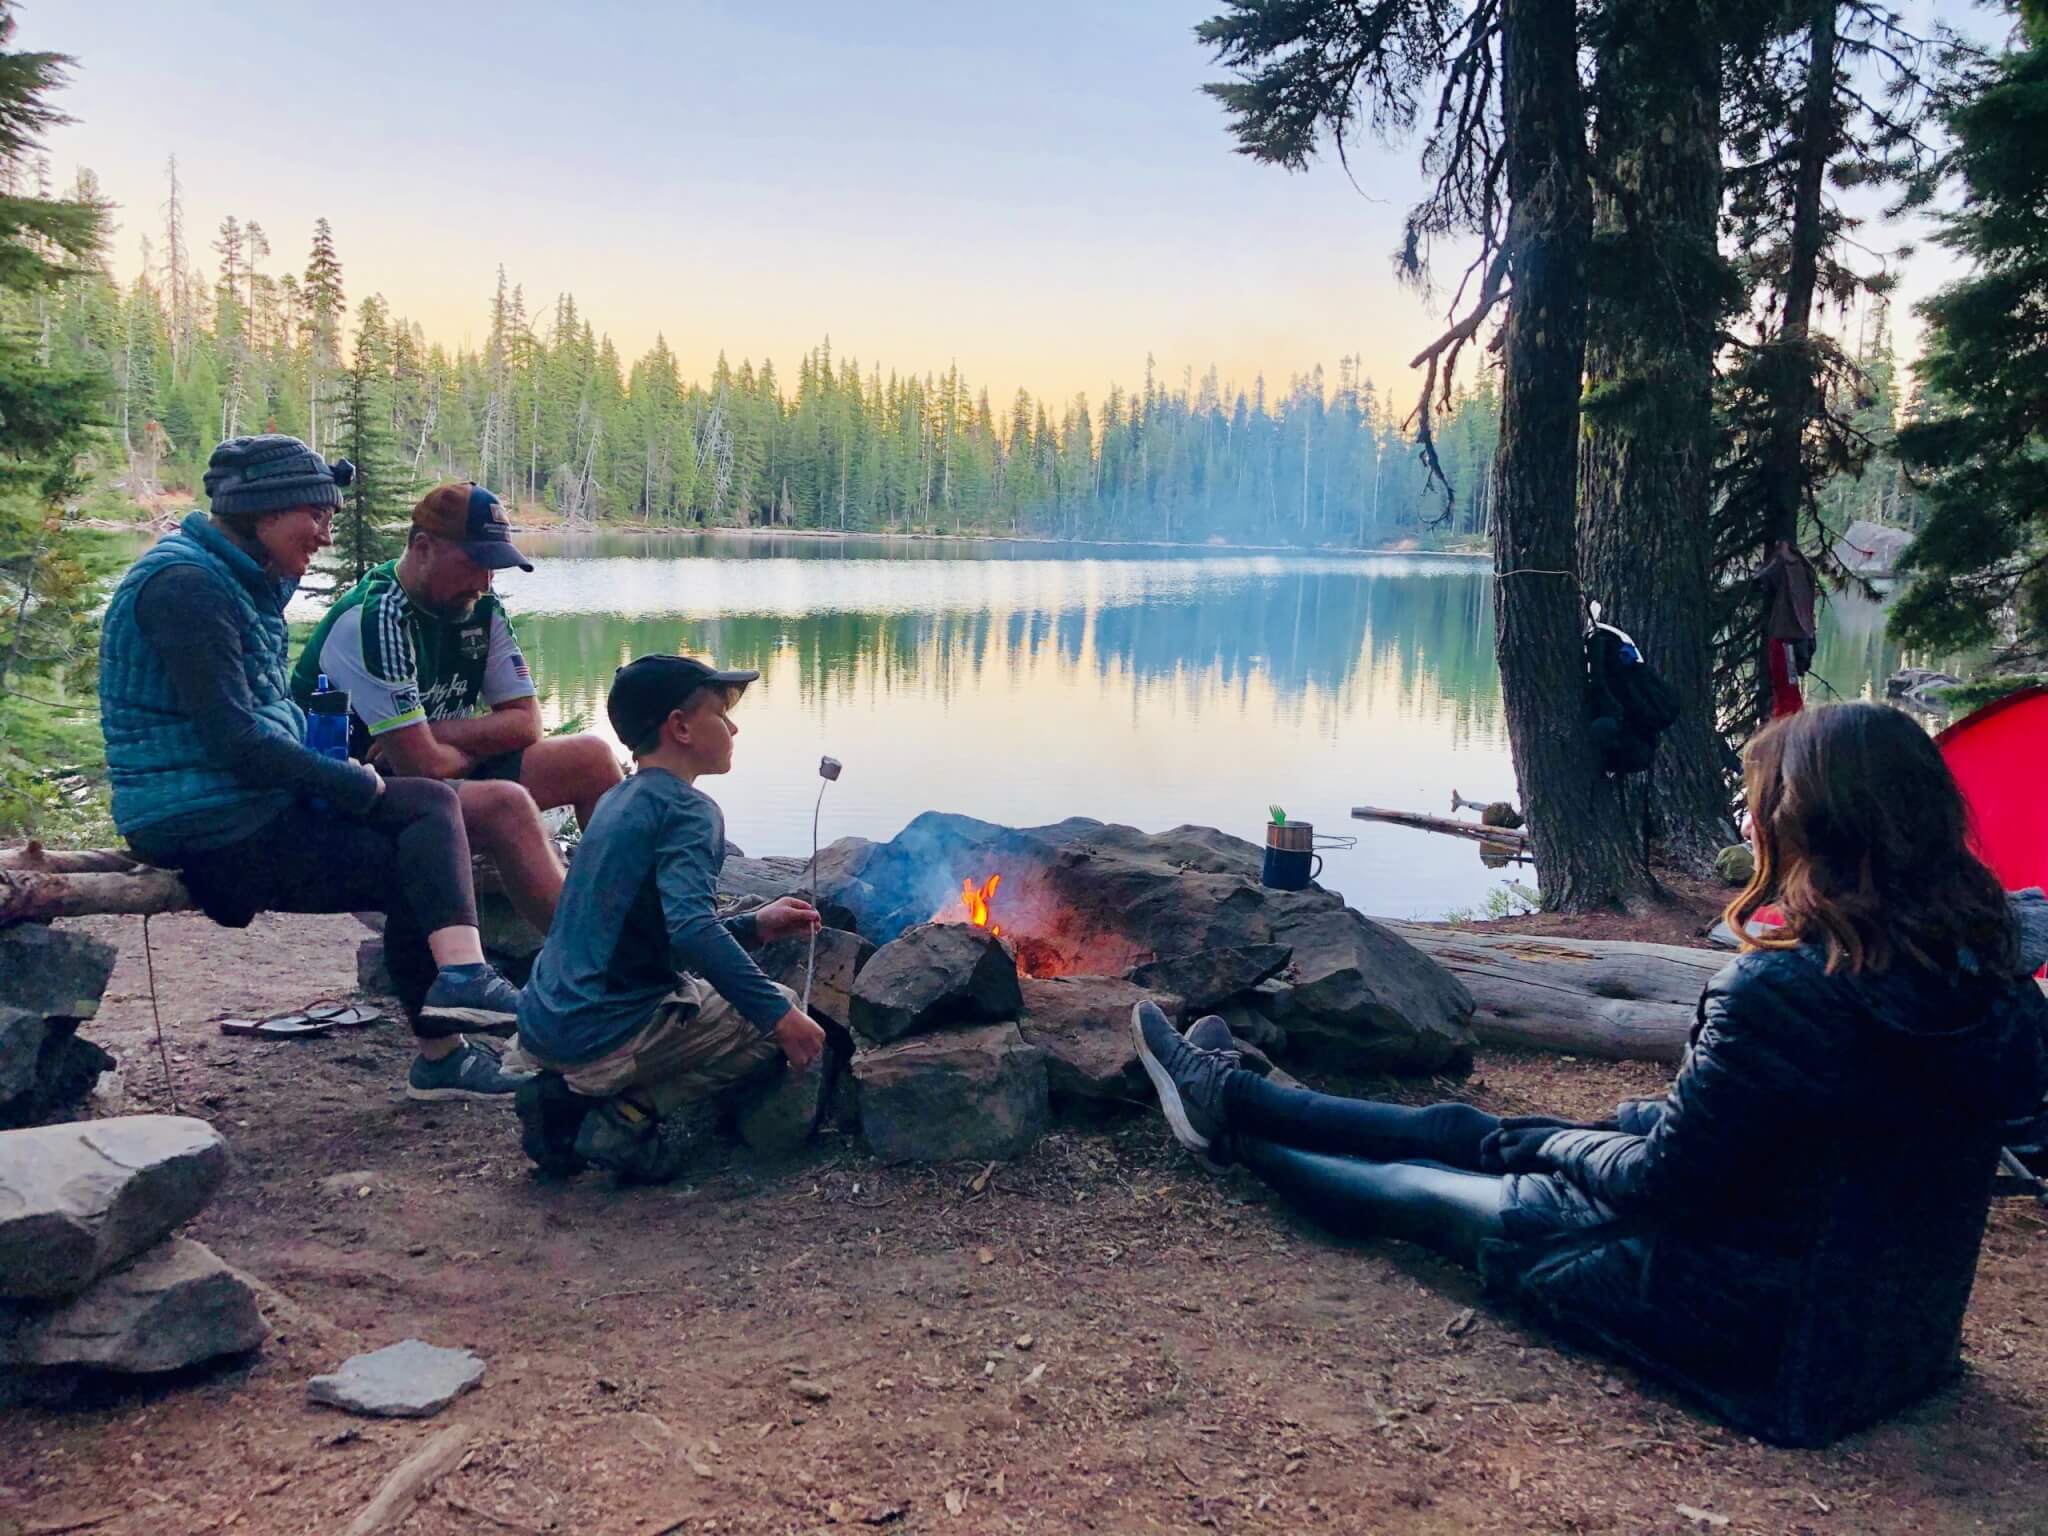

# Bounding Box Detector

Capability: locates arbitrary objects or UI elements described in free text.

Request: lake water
[453,531,1925,921]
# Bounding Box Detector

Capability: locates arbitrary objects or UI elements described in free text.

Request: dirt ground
[3,903,2047,1536]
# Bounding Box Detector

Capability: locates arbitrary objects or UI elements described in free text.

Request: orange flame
[961,872,1002,937]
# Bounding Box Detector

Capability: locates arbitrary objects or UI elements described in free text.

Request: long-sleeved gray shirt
[125,563,383,858]
[517,766,784,1065]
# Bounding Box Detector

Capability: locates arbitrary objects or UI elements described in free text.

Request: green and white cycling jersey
[291,560,536,748]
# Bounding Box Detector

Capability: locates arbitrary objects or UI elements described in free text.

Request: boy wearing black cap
[513,655,827,1180]
[292,482,624,934]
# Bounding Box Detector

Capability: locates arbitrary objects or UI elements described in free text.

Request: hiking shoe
[1130,1000,1239,1154]
[572,1098,691,1186]
[418,965,522,1034]
[516,1070,590,1176]
[407,1039,532,1102]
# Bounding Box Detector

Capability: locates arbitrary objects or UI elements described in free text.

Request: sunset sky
[35,0,1978,409]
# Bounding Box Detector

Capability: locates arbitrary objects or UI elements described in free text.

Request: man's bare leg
[515,733,625,832]
[455,778,565,931]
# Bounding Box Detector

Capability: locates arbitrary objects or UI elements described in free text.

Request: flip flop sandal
[325,1004,385,1027]
[217,1012,333,1040]
[305,1002,384,1027]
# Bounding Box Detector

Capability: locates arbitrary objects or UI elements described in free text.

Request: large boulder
[848,924,1023,1045]
[1126,944,1292,1012]
[0,926,120,1129]
[853,1023,1048,1164]
[1017,977,1181,1106]
[0,1238,265,1373]
[0,1115,229,1300]
[812,816,1475,1073]
[0,924,117,1022]
[754,928,876,1029]
[0,1009,115,1132]
[1256,905,1473,1072]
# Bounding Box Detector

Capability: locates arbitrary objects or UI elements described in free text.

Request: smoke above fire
[825,812,1153,980]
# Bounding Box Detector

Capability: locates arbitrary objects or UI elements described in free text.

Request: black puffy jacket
[1485,942,2048,1446]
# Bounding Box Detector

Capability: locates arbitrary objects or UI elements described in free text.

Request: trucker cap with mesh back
[608,654,760,751]
[410,482,534,571]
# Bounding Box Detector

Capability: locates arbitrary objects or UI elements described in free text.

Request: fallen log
[1352,806,1529,849]
[0,841,151,873]
[1382,921,1723,1065]
[0,862,194,925]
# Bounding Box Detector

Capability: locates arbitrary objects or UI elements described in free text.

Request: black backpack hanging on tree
[1584,601,1680,777]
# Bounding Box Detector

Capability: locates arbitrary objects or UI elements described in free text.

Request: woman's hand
[1479,1115,1577,1174]
[755,896,823,944]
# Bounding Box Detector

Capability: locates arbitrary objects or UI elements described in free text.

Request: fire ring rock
[1126,944,1293,1013]
[853,1023,1048,1164]
[849,924,1023,1045]
[1017,977,1183,1106]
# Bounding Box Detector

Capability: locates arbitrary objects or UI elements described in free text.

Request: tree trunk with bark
[1577,0,1737,870]
[1731,2,1840,725]
[1494,0,1650,912]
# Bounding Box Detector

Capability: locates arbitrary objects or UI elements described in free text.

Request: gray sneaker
[1130,1001,1239,1153]
[1185,1015,1275,1079]
[407,1039,532,1103]
[418,966,523,1035]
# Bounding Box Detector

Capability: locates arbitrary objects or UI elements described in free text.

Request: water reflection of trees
[515,567,1507,736]
[512,547,1924,764]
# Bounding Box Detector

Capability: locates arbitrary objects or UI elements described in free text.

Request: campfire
[960,873,1002,937]
[932,866,1125,979]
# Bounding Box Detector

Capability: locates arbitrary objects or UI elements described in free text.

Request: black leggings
[168,779,477,1036]
[1223,1071,1513,1266]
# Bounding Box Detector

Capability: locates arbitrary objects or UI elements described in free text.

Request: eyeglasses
[306,507,335,532]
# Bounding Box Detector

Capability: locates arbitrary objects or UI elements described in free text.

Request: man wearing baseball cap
[292,482,622,933]
[512,654,827,1182]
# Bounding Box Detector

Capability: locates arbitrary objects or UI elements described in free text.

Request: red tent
[1938,685,2048,896]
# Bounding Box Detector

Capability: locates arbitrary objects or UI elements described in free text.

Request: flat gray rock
[0,1237,265,1373]
[0,1115,229,1300]
[309,1338,485,1418]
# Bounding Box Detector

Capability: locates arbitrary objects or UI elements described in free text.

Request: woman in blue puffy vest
[1131,702,2048,1445]
[99,435,530,1103]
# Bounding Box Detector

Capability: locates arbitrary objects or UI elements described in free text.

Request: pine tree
[330,296,411,583]
[301,216,345,453]
[0,3,112,827]
[1890,2,2048,662]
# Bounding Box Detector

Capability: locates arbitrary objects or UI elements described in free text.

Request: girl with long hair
[1131,703,2048,1444]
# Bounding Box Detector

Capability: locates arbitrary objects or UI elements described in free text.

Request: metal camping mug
[1262,821,1323,890]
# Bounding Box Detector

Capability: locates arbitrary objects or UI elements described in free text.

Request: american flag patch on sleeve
[511,653,530,681]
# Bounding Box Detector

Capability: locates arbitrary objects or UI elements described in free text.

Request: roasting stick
[802,756,843,1015]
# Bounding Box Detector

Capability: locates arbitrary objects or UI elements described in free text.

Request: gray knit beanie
[203,434,352,523]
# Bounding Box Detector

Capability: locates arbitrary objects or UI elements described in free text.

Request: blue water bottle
[305,674,352,762]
